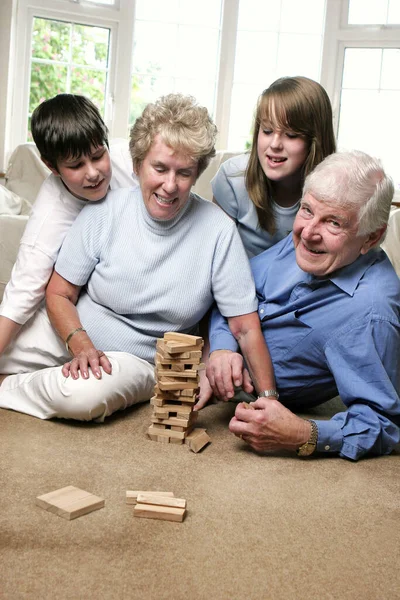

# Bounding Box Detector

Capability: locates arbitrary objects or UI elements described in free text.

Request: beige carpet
[1,398,399,600]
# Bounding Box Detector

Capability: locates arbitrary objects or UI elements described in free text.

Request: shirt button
[260,308,264,314]
[324,445,330,451]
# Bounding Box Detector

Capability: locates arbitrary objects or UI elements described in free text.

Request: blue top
[211,153,299,258]
[209,234,400,460]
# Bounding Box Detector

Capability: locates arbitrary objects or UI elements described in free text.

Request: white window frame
[2,0,400,188]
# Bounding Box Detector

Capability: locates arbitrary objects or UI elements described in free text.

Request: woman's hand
[206,350,254,401]
[62,348,112,380]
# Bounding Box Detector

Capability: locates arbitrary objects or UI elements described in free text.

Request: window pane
[280,0,325,34]
[70,68,107,110]
[348,0,389,25]
[237,0,280,31]
[32,18,70,62]
[72,25,109,68]
[28,17,110,140]
[29,63,68,115]
[130,0,223,126]
[338,49,400,192]
[276,33,322,79]
[341,49,382,89]
[388,0,400,24]
[229,0,326,150]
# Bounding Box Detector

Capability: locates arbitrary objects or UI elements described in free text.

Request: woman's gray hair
[303,150,394,241]
[129,93,217,179]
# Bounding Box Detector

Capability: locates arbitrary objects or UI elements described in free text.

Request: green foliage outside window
[28,17,110,140]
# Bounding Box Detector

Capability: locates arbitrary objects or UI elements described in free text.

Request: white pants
[0,305,155,421]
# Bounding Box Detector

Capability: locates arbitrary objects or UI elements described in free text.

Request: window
[229,0,326,150]
[28,17,110,139]
[2,0,400,198]
[129,0,223,128]
[327,0,400,193]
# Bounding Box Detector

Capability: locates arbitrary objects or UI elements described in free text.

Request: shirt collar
[315,250,381,296]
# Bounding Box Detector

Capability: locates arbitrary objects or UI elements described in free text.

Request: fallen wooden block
[126,490,174,505]
[185,428,211,453]
[35,486,105,520]
[136,493,186,509]
[134,503,186,522]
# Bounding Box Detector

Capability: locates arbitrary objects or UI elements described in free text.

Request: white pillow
[0,184,32,216]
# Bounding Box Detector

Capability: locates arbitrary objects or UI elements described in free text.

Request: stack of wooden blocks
[147,332,211,452]
[127,490,186,522]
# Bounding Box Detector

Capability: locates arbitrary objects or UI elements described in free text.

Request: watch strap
[258,389,279,399]
[296,420,318,457]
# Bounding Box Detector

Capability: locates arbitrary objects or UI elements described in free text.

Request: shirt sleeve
[0,176,82,324]
[211,222,258,318]
[211,161,240,221]
[55,198,109,286]
[0,244,56,324]
[315,317,400,461]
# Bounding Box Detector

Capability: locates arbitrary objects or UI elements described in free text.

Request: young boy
[0,94,135,356]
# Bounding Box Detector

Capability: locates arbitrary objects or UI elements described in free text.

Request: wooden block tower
[147,332,211,451]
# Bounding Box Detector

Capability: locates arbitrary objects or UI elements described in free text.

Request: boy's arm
[46,271,112,380]
[0,175,82,331]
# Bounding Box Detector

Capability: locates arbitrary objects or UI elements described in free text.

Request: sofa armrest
[5,143,49,204]
[0,214,29,302]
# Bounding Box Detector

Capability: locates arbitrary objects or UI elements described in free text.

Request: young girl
[212,76,336,257]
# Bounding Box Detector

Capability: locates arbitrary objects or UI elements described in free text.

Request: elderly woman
[0,94,274,421]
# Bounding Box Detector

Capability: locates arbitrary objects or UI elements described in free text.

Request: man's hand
[194,368,214,411]
[62,348,112,380]
[206,350,254,401]
[229,398,311,453]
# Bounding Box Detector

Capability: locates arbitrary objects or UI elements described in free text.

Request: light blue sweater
[55,187,257,364]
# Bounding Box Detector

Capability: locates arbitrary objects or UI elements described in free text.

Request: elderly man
[202,150,400,461]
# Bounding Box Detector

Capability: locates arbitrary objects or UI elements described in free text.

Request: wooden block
[169,437,184,445]
[242,401,256,410]
[156,340,191,360]
[152,403,194,418]
[126,490,174,505]
[36,486,104,520]
[158,380,199,391]
[134,503,186,522]
[157,369,198,379]
[165,340,203,354]
[136,493,186,509]
[164,332,202,346]
[158,435,170,444]
[151,415,190,427]
[185,428,211,453]
[180,388,197,397]
[148,425,190,440]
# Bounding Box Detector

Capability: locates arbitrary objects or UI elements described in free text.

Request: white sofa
[1,142,399,302]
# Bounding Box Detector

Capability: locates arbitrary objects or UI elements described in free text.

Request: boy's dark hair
[31,94,109,170]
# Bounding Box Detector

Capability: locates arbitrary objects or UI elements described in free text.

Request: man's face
[51,145,112,202]
[293,193,376,277]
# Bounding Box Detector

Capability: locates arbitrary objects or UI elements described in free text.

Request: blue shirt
[210,234,400,461]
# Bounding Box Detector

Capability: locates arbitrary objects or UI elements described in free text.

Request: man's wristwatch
[296,420,318,457]
[258,389,279,399]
